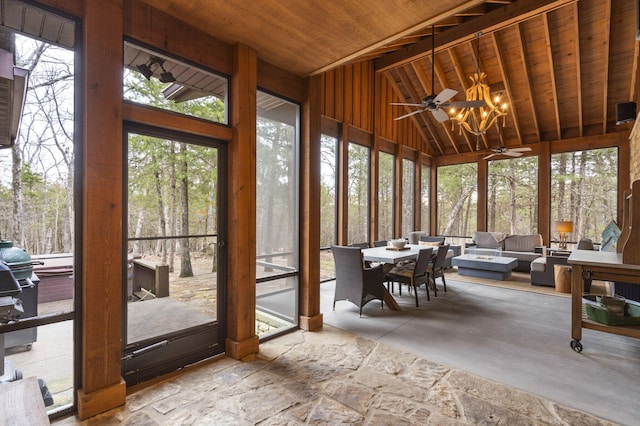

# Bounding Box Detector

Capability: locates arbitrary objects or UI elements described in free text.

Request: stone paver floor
[53,325,613,425]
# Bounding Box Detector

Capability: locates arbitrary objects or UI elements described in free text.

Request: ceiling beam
[515,22,541,142]
[375,0,575,73]
[392,68,446,155]
[542,13,561,140]
[309,0,487,75]
[572,1,583,137]
[490,32,523,145]
[602,0,612,133]
[430,58,474,152]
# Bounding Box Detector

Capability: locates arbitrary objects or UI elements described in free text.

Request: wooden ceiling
[139,0,639,156]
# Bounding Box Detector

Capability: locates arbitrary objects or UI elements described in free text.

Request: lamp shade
[554,221,574,233]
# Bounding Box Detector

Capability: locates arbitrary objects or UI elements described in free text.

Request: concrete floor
[321,276,640,426]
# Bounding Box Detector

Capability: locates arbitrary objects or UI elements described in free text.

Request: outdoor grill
[0,239,41,350]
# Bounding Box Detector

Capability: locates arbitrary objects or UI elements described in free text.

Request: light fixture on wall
[554,220,573,249]
[136,56,176,83]
[448,32,508,148]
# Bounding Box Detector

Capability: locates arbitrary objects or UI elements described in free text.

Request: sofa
[467,231,543,272]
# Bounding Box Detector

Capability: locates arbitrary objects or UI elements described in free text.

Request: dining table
[361,244,423,264]
[361,244,438,311]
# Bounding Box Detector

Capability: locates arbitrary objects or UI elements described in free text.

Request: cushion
[530,257,546,272]
[504,234,543,252]
[473,232,506,249]
[419,241,441,247]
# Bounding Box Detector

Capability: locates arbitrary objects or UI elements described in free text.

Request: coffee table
[452,253,518,280]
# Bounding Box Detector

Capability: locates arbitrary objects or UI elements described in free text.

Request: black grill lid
[0,262,21,297]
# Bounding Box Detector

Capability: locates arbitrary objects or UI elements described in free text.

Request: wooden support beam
[79,0,126,418]
[375,0,575,72]
[226,43,259,359]
[299,75,323,331]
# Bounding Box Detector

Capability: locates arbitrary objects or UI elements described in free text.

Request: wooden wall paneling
[322,70,335,118]
[335,67,344,122]
[352,63,362,129]
[124,0,233,76]
[537,141,551,245]
[226,43,259,359]
[299,75,323,332]
[78,0,126,419]
[257,59,304,102]
[344,65,354,125]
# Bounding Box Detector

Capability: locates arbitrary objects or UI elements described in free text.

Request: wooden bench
[0,377,50,425]
[132,259,169,299]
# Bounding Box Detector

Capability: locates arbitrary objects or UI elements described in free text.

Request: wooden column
[226,43,259,359]
[299,75,323,331]
[78,0,126,419]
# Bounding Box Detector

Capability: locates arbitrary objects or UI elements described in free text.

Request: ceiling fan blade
[503,151,523,157]
[447,100,486,109]
[434,88,457,104]
[431,108,450,123]
[483,153,497,160]
[390,102,424,107]
[394,109,424,120]
[508,147,532,152]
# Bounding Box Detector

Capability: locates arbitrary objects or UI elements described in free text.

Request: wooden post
[225,43,259,359]
[78,0,126,419]
[299,75,323,331]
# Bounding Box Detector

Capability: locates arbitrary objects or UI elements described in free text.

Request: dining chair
[428,244,450,293]
[331,245,386,316]
[373,240,388,247]
[349,242,369,249]
[386,247,433,307]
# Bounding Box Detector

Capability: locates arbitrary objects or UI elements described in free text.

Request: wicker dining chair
[386,247,433,307]
[331,245,386,316]
[427,244,450,294]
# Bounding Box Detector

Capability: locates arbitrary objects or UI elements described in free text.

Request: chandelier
[448,33,507,142]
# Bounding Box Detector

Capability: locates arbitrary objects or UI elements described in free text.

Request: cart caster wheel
[14,368,23,380]
[570,339,583,353]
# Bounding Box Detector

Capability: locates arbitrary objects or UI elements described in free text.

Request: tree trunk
[178,143,193,278]
[154,157,167,263]
[11,141,24,246]
[443,184,474,236]
[168,143,177,272]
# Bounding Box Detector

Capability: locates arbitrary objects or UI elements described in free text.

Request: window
[378,152,394,241]
[0,4,77,416]
[320,134,338,281]
[402,158,415,237]
[421,164,430,232]
[437,163,477,237]
[487,156,538,234]
[551,148,618,244]
[256,91,299,337]
[348,143,370,244]
[123,41,228,124]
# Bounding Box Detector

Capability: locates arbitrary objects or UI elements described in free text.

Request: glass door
[123,125,226,384]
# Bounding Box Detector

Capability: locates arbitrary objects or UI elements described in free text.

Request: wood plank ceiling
[140,0,639,157]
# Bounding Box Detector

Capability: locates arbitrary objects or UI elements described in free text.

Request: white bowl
[389,239,407,249]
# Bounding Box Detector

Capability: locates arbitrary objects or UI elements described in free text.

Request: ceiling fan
[483,146,532,160]
[391,25,486,122]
